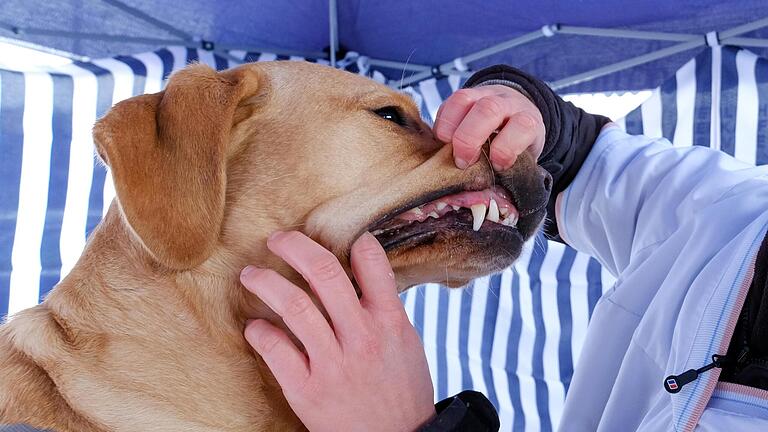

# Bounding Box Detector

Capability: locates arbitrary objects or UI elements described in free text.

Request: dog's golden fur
[0,62,547,431]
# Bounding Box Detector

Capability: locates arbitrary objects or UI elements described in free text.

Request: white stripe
[448,74,462,92]
[601,265,617,294]
[197,50,218,68]
[90,58,135,214]
[614,116,627,131]
[402,286,417,326]
[490,267,515,430]
[710,46,722,151]
[734,49,759,165]
[445,287,463,397]
[258,53,278,62]
[8,72,54,315]
[673,57,696,147]
[133,52,165,94]
[640,88,663,138]
[466,275,490,396]
[513,246,540,431]
[539,242,566,427]
[422,284,441,397]
[569,252,591,368]
[418,79,443,121]
[56,64,98,279]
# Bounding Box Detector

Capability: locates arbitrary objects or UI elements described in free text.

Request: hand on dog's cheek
[434,85,545,171]
[241,231,436,432]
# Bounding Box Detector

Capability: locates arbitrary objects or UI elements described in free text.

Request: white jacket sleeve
[557,125,768,276]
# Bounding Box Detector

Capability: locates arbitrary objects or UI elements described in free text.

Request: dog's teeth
[410,207,423,215]
[508,213,519,228]
[487,199,500,223]
[451,205,460,211]
[436,202,447,211]
[371,229,385,235]
[428,211,439,219]
[470,204,486,231]
[499,207,509,217]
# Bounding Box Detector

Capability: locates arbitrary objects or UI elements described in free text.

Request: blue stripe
[435,78,453,102]
[38,73,74,301]
[556,247,576,393]
[154,48,176,83]
[0,70,25,319]
[757,55,768,166]
[506,268,525,431]
[186,48,199,65]
[586,257,603,317]
[693,49,712,147]
[719,47,739,156]
[457,284,473,391]
[412,285,425,338]
[528,241,552,432]
[435,287,449,400]
[480,273,501,412]
[660,73,678,140]
[115,56,147,96]
[73,62,113,236]
[214,53,229,71]
[624,107,643,135]
[243,52,261,63]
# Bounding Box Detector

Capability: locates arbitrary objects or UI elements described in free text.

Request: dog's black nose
[540,168,553,193]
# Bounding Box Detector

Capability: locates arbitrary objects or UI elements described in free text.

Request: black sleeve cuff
[419,390,499,432]
[464,65,611,241]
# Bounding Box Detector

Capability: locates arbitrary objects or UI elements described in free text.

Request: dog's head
[93,62,550,291]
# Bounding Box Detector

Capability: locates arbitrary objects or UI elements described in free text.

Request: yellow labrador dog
[0,62,550,431]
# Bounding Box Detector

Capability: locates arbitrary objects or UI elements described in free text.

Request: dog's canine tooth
[428,211,439,219]
[470,204,487,231]
[508,212,519,228]
[436,202,448,211]
[487,199,500,223]
[451,205,460,211]
[411,207,424,215]
[499,206,509,217]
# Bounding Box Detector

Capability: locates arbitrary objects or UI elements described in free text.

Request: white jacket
[556,125,768,431]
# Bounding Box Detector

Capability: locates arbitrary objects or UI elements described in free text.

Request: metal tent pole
[368,58,431,72]
[719,16,768,39]
[723,37,768,48]
[555,25,699,42]
[329,0,339,67]
[394,28,547,87]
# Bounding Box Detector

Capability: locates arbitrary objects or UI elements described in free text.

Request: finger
[490,111,545,171]
[244,319,310,392]
[452,95,509,169]
[433,89,478,146]
[350,233,404,315]
[241,266,338,360]
[267,231,365,339]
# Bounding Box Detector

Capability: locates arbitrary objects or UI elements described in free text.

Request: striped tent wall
[1,44,766,432]
[401,45,768,432]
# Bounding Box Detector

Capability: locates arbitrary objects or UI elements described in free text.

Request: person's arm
[435,65,611,241]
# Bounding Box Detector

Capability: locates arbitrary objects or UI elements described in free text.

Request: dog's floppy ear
[93,64,260,270]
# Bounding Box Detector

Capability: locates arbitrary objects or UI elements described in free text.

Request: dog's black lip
[376,209,525,251]
[361,184,471,238]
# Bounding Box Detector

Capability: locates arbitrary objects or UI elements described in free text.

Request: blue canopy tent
[2,1,768,431]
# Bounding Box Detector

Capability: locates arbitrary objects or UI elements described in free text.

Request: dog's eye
[373,106,406,126]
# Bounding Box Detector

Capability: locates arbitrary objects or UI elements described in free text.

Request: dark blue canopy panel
[2,0,768,92]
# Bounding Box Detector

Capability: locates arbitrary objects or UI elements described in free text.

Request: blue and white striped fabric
[1,45,767,431]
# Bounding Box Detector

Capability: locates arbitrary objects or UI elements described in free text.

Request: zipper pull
[663,354,728,394]
[663,347,750,394]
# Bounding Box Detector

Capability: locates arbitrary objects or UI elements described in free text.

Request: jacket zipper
[664,347,750,394]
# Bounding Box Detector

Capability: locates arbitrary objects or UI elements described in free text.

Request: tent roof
[2,0,768,92]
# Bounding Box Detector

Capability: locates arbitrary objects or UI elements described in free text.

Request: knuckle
[309,254,343,282]
[451,89,475,104]
[283,293,315,317]
[452,130,480,153]
[255,332,282,355]
[475,96,505,118]
[355,242,384,262]
[512,111,540,131]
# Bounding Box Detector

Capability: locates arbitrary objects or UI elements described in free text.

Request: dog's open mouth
[369,186,523,251]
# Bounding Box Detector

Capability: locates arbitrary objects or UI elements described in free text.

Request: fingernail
[268,231,286,242]
[492,162,503,172]
[245,319,256,328]
[240,265,258,282]
[456,158,469,169]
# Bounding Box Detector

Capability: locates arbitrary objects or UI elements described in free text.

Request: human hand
[434,84,546,171]
[241,231,436,432]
